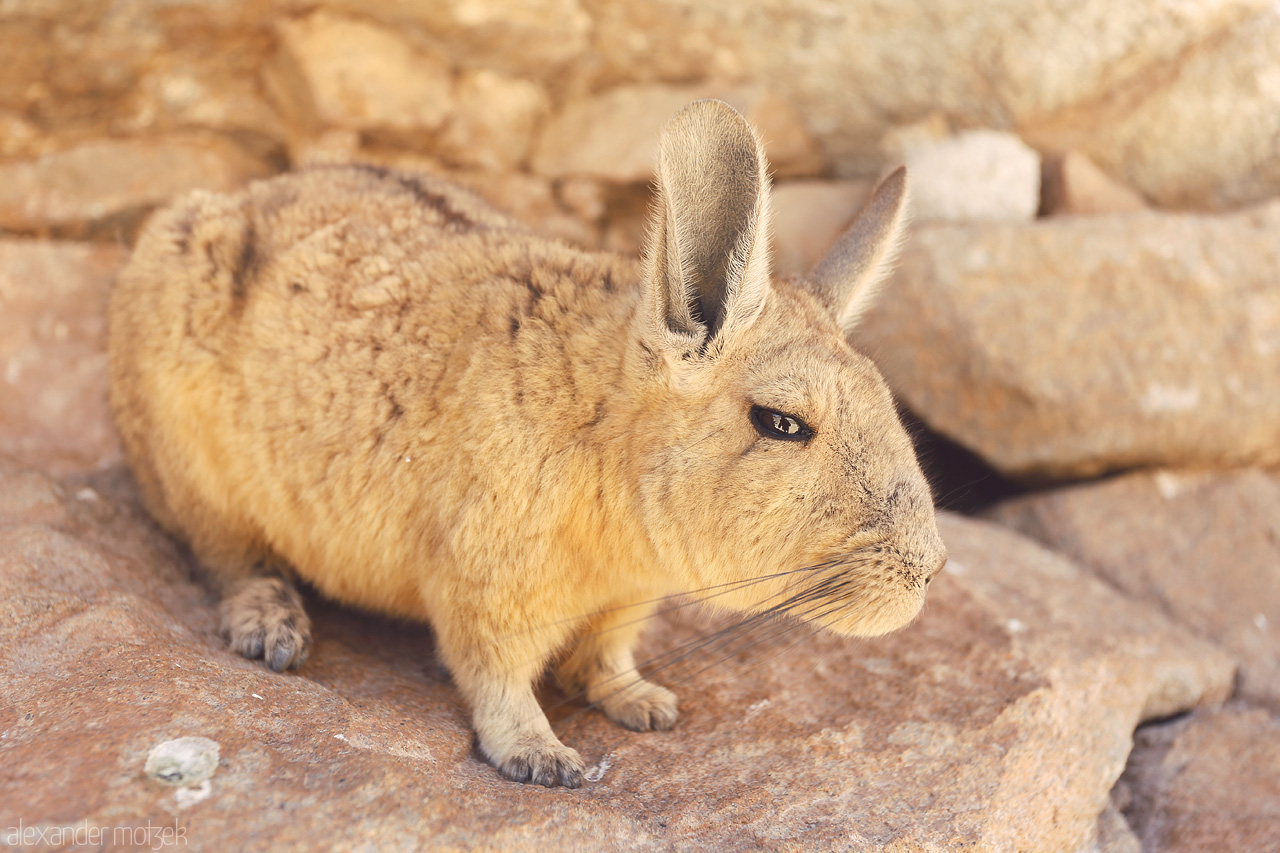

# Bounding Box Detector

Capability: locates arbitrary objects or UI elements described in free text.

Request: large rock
[0,456,1233,851]
[1031,6,1280,210]
[579,0,1268,183]
[1118,706,1280,852]
[532,84,826,183]
[893,130,1041,222]
[856,199,1280,479]
[435,70,550,172]
[276,11,455,135]
[0,136,271,236]
[988,468,1280,708]
[325,0,591,77]
[0,241,125,475]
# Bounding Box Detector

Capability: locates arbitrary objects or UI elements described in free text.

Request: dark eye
[749,405,813,442]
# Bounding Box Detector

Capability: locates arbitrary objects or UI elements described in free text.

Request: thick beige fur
[108,100,946,788]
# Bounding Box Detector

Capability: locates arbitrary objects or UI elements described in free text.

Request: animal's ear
[808,167,911,330]
[641,99,772,362]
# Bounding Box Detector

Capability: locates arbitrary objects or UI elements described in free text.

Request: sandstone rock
[326,0,591,78]
[436,70,550,172]
[1054,6,1280,210]
[0,136,271,236]
[577,0,1267,180]
[1040,150,1148,216]
[892,130,1041,222]
[0,458,1233,852]
[1119,706,1280,852]
[856,199,1280,479]
[0,241,125,474]
[276,11,455,135]
[770,180,871,276]
[988,468,1280,708]
[532,84,826,183]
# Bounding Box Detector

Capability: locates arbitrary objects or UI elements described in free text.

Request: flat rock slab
[0,137,271,237]
[857,200,1280,480]
[0,461,1232,851]
[989,468,1280,708]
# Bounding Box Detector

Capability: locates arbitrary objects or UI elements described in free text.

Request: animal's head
[626,99,946,637]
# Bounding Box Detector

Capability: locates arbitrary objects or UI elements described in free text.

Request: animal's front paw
[598,679,678,732]
[219,577,312,672]
[497,739,585,788]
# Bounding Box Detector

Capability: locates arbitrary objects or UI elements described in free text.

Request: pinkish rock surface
[989,468,1280,708]
[0,240,125,475]
[0,458,1233,851]
[1118,705,1280,853]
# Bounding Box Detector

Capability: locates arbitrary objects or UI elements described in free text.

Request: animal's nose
[924,551,948,585]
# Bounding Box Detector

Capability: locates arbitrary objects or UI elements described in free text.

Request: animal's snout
[924,552,947,585]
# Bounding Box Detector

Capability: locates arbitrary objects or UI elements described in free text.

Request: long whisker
[551,554,881,720]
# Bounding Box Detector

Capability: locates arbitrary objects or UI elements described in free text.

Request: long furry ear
[641,99,773,361]
[808,167,910,330]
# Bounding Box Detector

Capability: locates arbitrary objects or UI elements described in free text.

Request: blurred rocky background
[1,1,1277,850]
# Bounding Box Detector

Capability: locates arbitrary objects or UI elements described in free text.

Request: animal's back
[109,164,644,619]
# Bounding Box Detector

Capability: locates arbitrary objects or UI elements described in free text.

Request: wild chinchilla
[108,99,947,787]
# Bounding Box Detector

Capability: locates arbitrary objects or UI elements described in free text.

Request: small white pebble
[334,733,348,741]
[251,693,264,700]
[144,737,220,787]
[1006,618,1028,634]
[1256,614,1269,631]
[74,487,99,502]
[405,456,412,462]
[584,754,613,782]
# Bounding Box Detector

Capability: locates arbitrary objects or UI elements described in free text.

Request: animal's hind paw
[598,679,678,732]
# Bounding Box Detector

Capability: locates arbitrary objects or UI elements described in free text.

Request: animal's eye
[749,405,813,442]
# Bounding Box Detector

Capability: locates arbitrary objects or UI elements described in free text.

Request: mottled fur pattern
[108,100,946,788]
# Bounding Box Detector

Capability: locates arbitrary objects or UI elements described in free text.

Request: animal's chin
[806,587,928,638]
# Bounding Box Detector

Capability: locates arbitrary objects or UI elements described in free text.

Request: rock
[1119,706,1280,853]
[988,468,1280,708]
[0,136,271,236]
[532,84,826,182]
[326,0,592,78]
[575,0,1267,180]
[0,241,126,475]
[0,458,1234,852]
[1040,150,1149,216]
[276,11,455,135]
[1048,6,1280,210]
[770,180,872,276]
[855,199,1280,479]
[1095,801,1142,853]
[436,70,550,172]
[891,130,1041,222]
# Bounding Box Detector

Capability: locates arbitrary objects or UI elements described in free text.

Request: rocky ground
[2,2,1278,851]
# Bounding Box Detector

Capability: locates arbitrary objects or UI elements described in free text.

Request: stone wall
[2,2,1277,850]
